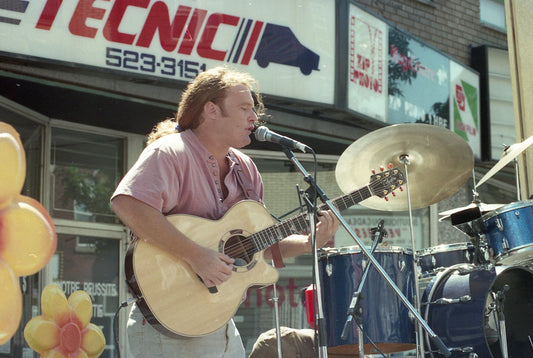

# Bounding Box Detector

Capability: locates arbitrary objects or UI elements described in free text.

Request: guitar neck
[252,184,372,252]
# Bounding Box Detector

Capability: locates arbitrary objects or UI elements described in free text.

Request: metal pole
[270,280,283,358]
[401,155,425,358]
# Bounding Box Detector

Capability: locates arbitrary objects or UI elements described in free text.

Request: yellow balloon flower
[0,122,57,344]
[24,284,106,358]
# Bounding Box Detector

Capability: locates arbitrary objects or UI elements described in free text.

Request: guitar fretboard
[251,185,373,252]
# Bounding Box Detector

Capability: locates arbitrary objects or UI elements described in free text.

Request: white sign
[450,61,481,159]
[347,4,388,121]
[0,0,335,104]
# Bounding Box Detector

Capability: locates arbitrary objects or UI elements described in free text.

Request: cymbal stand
[282,147,451,358]
[514,157,522,201]
[400,154,424,358]
[340,220,387,357]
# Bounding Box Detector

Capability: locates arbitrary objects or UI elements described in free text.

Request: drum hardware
[340,220,387,358]
[449,206,491,266]
[430,295,472,305]
[491,284,510,358]
[335,124,477,358]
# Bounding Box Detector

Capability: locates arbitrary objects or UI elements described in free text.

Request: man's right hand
[187,244,235,289]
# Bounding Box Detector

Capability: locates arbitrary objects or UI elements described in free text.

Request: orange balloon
[0,123,26,209]
[0,259,22,345]
[0,195,57,277]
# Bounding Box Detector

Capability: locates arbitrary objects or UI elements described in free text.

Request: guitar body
[126,200,279,337]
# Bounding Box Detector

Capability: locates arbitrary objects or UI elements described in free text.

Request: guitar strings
[220,171,400,259]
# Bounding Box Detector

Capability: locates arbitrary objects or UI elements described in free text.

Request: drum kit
[315,124,533,358]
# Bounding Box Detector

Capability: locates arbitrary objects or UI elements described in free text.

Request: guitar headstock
[369,165,405,199]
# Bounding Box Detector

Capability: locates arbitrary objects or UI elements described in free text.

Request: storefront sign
[450,61,481,158]
[347,4,388,121]
[0,0,335,104]
[345,4,480,157]
[388,28,450,128]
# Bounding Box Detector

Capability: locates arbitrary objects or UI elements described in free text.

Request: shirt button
[211,163,216,167]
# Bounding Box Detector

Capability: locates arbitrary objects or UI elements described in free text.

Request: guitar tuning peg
[384,196,389,201]
[379,165,384,172]
[371,169,376,174]
[387,163,394,169]
[399,187,404,192]
[391,192,396,197]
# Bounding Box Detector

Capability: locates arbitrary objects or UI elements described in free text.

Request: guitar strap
[229,150,285,268]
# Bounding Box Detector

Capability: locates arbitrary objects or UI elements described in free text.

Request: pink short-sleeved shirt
[111,129,263,220]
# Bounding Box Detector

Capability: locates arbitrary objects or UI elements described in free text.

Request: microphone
[254,126,312,153]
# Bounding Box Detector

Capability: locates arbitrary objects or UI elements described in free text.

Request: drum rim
[492,243,533,261]
[319,245,412,257]
[417,242,473,256]
[482,199,533,221]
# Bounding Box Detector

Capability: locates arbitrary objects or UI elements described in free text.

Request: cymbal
[336,123,474,211]
[476,134,533,188]
[438,202,504,222]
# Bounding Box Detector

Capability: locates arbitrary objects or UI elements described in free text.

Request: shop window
[45,234,120,358]
[480,0,506,32]
[50,127,124,223]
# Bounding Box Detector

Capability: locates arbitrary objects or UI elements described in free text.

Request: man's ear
[203,101,219,119]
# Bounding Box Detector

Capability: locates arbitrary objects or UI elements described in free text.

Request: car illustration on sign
[254,23,320,75]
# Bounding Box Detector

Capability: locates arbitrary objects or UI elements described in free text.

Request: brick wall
[355,0,508,66]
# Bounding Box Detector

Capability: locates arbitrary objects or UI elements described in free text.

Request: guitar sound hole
[224,235,254,267]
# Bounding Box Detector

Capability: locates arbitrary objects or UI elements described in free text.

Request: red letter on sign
[178,8,207,55]
[197,13,239,61]
[103,0,150,45]
[36,0,63,30]
[137,3,191,52]
[69,0,109,38]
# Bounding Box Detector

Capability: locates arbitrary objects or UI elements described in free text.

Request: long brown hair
[147,67,264,145]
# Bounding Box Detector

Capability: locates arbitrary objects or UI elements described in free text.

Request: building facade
[0,0,516,356]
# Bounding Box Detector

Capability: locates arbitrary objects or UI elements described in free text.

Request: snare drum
[417,242,475,277]
[318,246,416,356]
[483,200,533,264]
[421,263,533,357]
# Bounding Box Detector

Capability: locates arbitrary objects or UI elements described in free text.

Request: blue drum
[483,200,533,264]
[319,246,416,356]
[417,243,475,277]
[421,263,533,358]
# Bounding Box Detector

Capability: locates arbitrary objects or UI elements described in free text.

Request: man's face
[215,84,258,149]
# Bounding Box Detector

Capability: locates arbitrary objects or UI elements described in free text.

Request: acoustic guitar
[125,167,404,337]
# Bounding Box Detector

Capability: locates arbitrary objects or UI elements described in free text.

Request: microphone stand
[340,220,386,357]
[269,270,283,358]
[282,147,327,357]
[281,147,452,358]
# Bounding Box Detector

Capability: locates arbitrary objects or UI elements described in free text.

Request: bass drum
[421,263,533,357]
[319,246,416,356]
